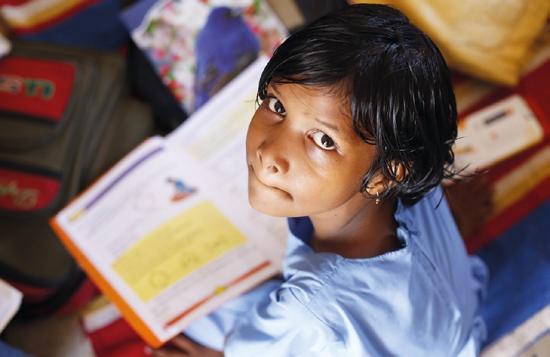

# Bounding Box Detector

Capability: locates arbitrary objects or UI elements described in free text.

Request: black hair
[257,4,457,204]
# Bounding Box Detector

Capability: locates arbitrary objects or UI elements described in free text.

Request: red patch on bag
[0,168,60,211]
[6,280,53,302]
[0,1,31,5]
[0,57,75,121]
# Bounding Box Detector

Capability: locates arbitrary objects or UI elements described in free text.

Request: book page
[166,56,288,267]
[53,57,287,346]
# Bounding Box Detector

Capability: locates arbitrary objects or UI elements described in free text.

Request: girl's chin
[248,194,291,217]
[247,186,300,217]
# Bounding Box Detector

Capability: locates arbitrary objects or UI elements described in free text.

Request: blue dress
[184,187,488,356]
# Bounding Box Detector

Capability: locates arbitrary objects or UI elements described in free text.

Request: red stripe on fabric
[6,279,53,302]
[459,60,550,119]
[460,59,550,253]
[86,317,147,356]
[0,0,31,5]
[57,278,100,315]
[451,71,469,86]
[466,178,550,253]
[0,167,60,211]
[0,57,75,121]
[82,309,152,355]
[485,142,549,182]
[9,0,98,35]
[100,341,149,357]
[464,145,550,253]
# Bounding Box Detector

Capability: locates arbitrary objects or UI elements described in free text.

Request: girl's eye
[311,131,337,151]
[267,97,286,115]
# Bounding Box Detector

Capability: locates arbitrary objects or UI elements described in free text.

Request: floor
[3,312,94,357]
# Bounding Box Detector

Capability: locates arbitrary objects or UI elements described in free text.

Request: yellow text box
[112,202,246,301]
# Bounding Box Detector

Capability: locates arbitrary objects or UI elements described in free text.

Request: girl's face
[246,82,376,217]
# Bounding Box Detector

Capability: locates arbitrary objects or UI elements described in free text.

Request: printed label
[0,57,75,121]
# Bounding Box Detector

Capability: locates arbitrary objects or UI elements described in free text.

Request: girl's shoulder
[282,185,471,319]
[283,219,414,307]
[277,231,469,355]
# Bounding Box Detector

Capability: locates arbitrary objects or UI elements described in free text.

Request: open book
[50,58,287,347]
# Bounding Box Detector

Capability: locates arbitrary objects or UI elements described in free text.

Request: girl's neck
[309,196,401,259]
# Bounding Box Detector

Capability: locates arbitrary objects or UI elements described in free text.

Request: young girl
[153,4,487,356]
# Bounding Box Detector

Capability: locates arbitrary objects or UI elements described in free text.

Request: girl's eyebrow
[315,117,340,133]
[269,83,282,97]
[271,83,348,138]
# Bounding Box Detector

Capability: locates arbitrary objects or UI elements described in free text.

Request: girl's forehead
[271,82,351,117]
[270,79,348,97]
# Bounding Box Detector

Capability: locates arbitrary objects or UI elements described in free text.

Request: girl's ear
[365,171,387,197]
[365,161,407,197]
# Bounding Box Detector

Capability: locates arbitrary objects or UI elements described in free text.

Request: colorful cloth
[122,0,286,114]
[477,201,550,347]
[1,0,128,50]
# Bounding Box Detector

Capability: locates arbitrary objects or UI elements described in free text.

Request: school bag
[0,41,155,317]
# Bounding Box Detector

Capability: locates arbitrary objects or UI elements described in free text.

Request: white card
[454,95,544,171]
[0,279,22,333]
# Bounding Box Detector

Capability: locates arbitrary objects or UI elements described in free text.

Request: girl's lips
[248,164,292,200]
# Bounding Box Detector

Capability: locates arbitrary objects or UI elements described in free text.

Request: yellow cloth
[352,0,550,85]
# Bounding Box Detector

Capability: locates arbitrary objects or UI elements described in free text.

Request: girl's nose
[256,143,289,175]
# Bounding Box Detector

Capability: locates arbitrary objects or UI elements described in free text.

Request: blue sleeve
[184,279,281,351]
[224,282,342,357]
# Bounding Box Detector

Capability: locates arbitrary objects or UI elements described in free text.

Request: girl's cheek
[306,139,341,182]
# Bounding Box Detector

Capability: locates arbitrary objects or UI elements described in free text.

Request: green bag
[0,41,155,316]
